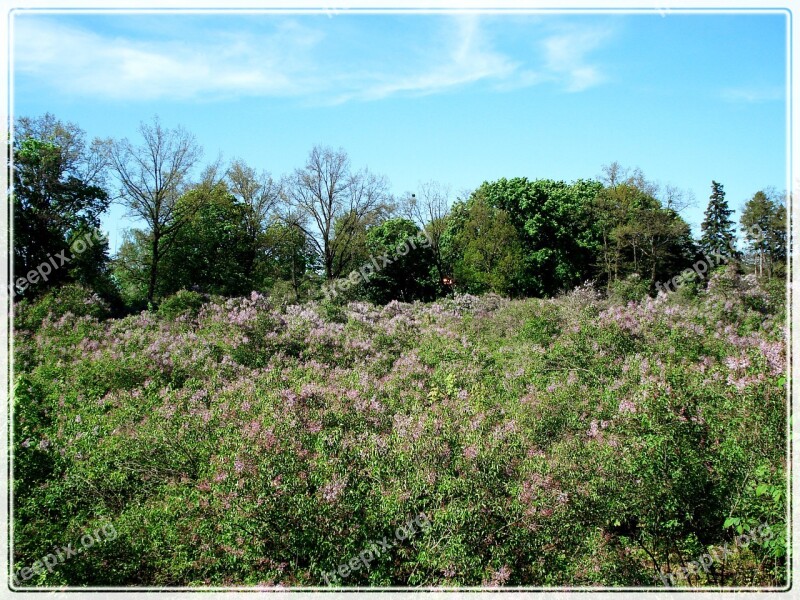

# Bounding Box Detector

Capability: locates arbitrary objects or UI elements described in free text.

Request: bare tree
[287,145,392,279]
[601,161,695,213]
[227,158,283,240]
[401,180,452,279]
[662,184,696,213]
[106,117,202,302]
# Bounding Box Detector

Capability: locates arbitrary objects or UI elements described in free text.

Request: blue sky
[12,10,788,252]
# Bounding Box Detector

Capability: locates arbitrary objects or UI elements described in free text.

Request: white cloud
[540,27,613,92]
[13,15,613,104]
[332,14,521,103]
[13,18,323,101]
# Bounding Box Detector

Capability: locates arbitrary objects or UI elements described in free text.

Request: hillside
[13,267,786,587]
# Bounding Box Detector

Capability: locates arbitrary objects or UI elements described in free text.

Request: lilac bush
[13,271,786,586]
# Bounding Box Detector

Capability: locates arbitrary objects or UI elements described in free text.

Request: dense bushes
[12,270,786,587]
[14,284,110,333]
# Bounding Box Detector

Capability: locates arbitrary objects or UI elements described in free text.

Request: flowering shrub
[14,284,109,333]
[13,272,786,587]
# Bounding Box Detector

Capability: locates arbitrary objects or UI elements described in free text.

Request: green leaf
[723,517,739,528]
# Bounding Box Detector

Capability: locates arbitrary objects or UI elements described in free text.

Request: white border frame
[1,1,795,597]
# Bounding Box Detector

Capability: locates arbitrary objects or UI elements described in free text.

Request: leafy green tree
[226,158,284,277]
[443,195,524,296]
[111,229,152,310]
[158,182,255,297]
[473,177,603,296]
[593,164,697,293]
[595,174,695,292]
[741,190,787,278]
[261,222,320,302]
[361,218,437,304]
[700,181,736,256]
[12,115,114,300]
[329,209,377,278]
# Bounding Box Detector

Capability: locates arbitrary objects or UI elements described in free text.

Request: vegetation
[10,113,789,588]
[13,271,786,586]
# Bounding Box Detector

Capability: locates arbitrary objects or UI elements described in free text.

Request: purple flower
[321,476,346,503]
[486,565,512,587]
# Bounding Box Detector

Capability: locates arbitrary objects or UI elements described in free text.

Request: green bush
[14,284,109,332]
[12,278,787,587]
[608,273,650,303]
[156,290,207,320]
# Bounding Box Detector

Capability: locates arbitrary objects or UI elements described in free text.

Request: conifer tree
[700,181,736,256]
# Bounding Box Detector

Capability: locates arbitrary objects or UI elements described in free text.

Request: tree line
[11,114,788,312]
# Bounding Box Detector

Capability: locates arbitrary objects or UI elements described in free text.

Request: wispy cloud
[14,18,324,101]
[720,85,785,104]
[541,26,613,92]
[332,15,521,103]
[13,15,614,104]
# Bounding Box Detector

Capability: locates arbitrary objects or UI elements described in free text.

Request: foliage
[442,195,524,296]
[13,273,786,587]
[594,172,696,293]
[156,290,208,321]
[700,181,736,256]
[159,183,256,297]
[740,190,787,279]
[474,177,603,296]
[362,218,438,304]
[608,273,650,303]
[12,117,114,301]
[14,284,110,333]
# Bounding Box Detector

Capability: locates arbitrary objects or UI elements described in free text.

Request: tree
[700,181,736,257]
[401,180,451,282]
[442,195,524,296]
[106,117,202,302]
[475,177,603,296]
[227,159,283,244]
[261,222,319,302]
[12,115,113,299]
[594,165,695,292]
[159,182,255,297]
[287,146,393,280]
[16,113,107,186]
[741,189,787,278]
[362,218,437,304]
[111,229,152,310]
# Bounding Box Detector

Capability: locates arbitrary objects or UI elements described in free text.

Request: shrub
[608,273,650,303]
[156,290,207,321]
[14,284,109,332]
[12,284,787,587]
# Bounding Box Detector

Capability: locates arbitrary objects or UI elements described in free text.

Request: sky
[11,10,788,253]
